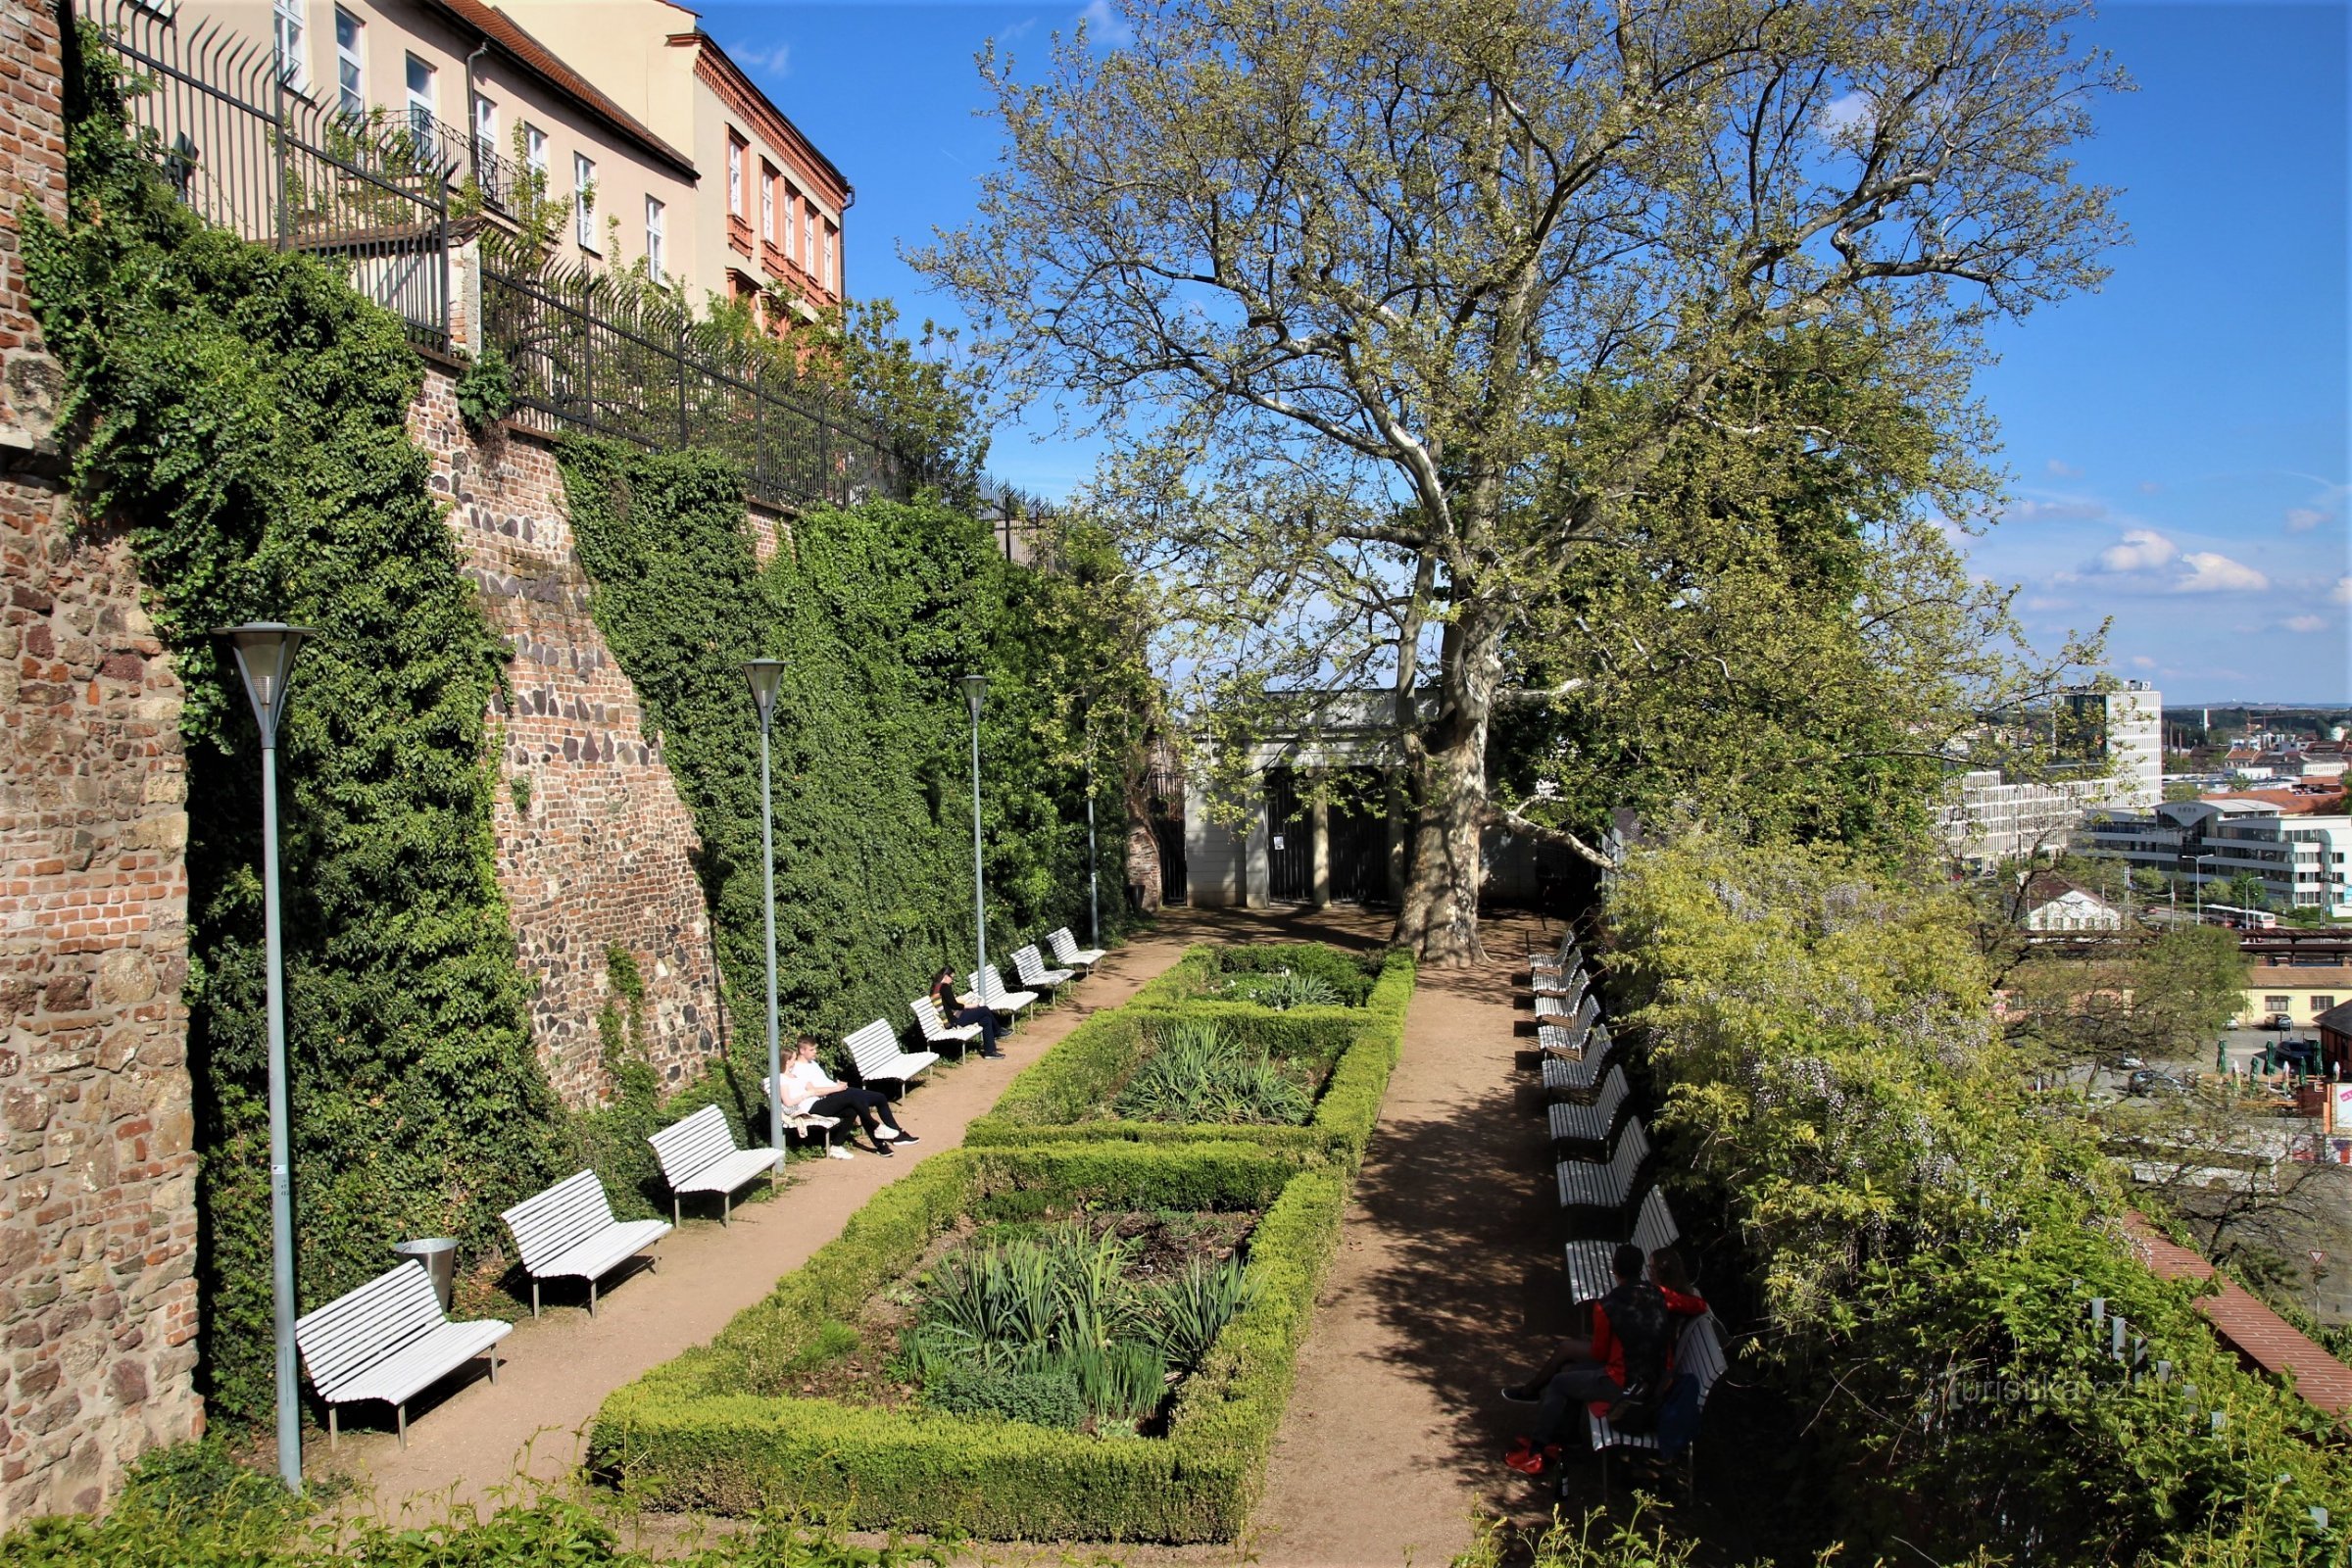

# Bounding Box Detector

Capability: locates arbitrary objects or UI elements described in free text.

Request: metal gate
[1328,771,1390,905]
[1264,768,1313,903]
[1149,796,1187,907]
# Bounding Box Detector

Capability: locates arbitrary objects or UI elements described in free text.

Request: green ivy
[555,437,1149,1072]
[26,34,563,1425]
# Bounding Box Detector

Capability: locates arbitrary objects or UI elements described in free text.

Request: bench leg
[531,1279,540,1318]
[396,1401,407,1448]
[487,1348,499,1384]
[328,1405,337,1449]
[672,1196,681,1227]
[589,1277,598,1317]
[721,1190,731,1226]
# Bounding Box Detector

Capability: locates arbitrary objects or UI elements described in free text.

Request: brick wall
[0,0,204,1525]
[408,373,727,1104]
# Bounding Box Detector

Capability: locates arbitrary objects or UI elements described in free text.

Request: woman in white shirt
[778,1035,919,1157]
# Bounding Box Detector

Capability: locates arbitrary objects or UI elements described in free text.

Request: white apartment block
[2075,800,2352,917]
[1938,682,2164,868]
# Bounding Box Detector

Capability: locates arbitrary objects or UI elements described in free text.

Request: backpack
[1598,1281,1675,1435]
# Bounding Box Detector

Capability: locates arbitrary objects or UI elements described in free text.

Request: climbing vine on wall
[26,37,563,1425]
[556,438,1152,1069]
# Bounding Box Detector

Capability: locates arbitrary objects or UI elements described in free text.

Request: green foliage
[590,1144,1347,1541]
[971,946,1416,1168]
[454,340,516,429]
[1212,971,1342,1010]
[554,437,1149,1065]
[26,40,561,1424]
[1610,831,2352,1561]
[1112,1020,1313,1126]
[918,1359,1086,1429]
[0,1443,942,1565]
[1205,941,1380,1005]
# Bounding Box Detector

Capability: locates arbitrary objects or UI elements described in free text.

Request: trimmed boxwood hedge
[964,946,1416,1170]
[586,1143,1343,1541]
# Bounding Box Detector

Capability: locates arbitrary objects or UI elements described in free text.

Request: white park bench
[1049,927,1103,972]
[1535,967,1590,1013]
[294,1259,512,1447]
[1011,943,1075,1003]
[646,1104,783,1226]
[911,994,984,1056]
[1591,1311,1731,1495]
[1556,1116,1649,1212]
[499,1170,671,1317]
[1564,1187,1681,1302]
[968,965,1039,1029]
[1547,1063,1631,1150]
[1529,932,1579,980]
[846,1017,938,1096]
[1533,961,1587,1001]
[1542,1026,1616,1098]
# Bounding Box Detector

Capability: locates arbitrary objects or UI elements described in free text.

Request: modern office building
[2074,799,2352,918]
[1938,682,2165,867]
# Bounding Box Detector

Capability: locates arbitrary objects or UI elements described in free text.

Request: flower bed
[587,1143,1342,1540]
[964,944,1416,1171]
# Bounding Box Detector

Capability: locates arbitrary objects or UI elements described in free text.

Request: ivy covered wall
[558,438,1152,1056]
[25,43,563,1425]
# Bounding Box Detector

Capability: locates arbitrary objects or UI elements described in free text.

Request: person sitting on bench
[1499,1243,1672,1475]
[1650,1245,1708,1319]
[930,968,1005,1058]
[781,1036,919,1157]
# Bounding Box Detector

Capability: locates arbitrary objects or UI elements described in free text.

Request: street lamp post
[217,622,317,1494]
[963,674,990,1003]
[1079,703,1101,951]
[744,660,786,1155]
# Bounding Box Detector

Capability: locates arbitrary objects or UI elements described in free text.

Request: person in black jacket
[1500,1244,1673,1473]
[930,968,1005,1058]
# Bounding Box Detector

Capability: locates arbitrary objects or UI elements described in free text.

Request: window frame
[645,194,666,279]
[573,153,598,250]
[332,7,363,118]
[760,162,776,243]
[726,131,746,216]
[405,54,436,138]
[272,0,306,90]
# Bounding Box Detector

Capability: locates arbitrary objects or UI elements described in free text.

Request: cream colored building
[498,0,851,319]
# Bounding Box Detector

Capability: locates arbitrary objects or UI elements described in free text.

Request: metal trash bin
[392,1238,459,1314]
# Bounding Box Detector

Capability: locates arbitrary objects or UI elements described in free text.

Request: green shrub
[969,947,1416,1170]
[1113,1020,1314,1125]
[922,1360,1087,1429]
[588,1147,1349,1541]
[1206,943,1380,1004]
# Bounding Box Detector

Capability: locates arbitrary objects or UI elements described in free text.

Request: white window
[645,195,665,278]
[760,166,775,242]
[823,222,835,291]
[782,187,797,259]
[405,55,435,138]
[522,123,547,178]
[272,0,305,88]
[804,203,816,271]
[472,93,497,156]
[726,133,744,215]
[572,153,596,249]
[332,8,363,117]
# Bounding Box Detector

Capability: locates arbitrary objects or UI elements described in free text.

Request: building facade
[499,0,851,318]
[1938,682,2166,869]
[2075,800,2352,918]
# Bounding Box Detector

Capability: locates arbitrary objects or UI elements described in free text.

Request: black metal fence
[476,233,943,513]
[78,0,453,349]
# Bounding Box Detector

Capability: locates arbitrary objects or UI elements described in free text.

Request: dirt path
[329,916,1223,1525]
[1241,912,1573,1567]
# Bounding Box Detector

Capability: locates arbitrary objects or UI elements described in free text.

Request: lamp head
[214,623,317,748]
[961,672,988,720]
[744,658,787,728]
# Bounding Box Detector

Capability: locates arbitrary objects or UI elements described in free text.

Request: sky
[692,0,2350,706]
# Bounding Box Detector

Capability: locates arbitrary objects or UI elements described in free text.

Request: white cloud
[2046,459,2082,479]
[2333,576,2352,606]
[2129,655,2157,669]
[2285,614,2329,633]
[2013,498,2108,523]
[2022,595,2074,612]
[2172,552,2270,594]
[728,40,791,75]
[1076,0,1133,45]
[2097,528,2177,573]
[2137,480,2162,495]
[997,15,1039,40]
[1819,90,1873,133]
[2285,507,2333,533]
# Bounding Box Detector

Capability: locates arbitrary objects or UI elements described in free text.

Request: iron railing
[477,231,946,512]
[78,0,453,349]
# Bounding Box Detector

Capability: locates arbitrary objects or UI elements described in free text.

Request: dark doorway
[1150,793,1187,906]
[1264,767,1312,903]
[1329,769,1390,905]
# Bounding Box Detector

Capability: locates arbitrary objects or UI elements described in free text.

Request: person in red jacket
[1649,1245,1707,1319]
[1500,1244,1672,1474]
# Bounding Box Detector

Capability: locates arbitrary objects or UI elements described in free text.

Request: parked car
[2127,1069,2189,1098]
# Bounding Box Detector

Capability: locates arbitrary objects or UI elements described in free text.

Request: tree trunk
[1392,601,1505,965]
